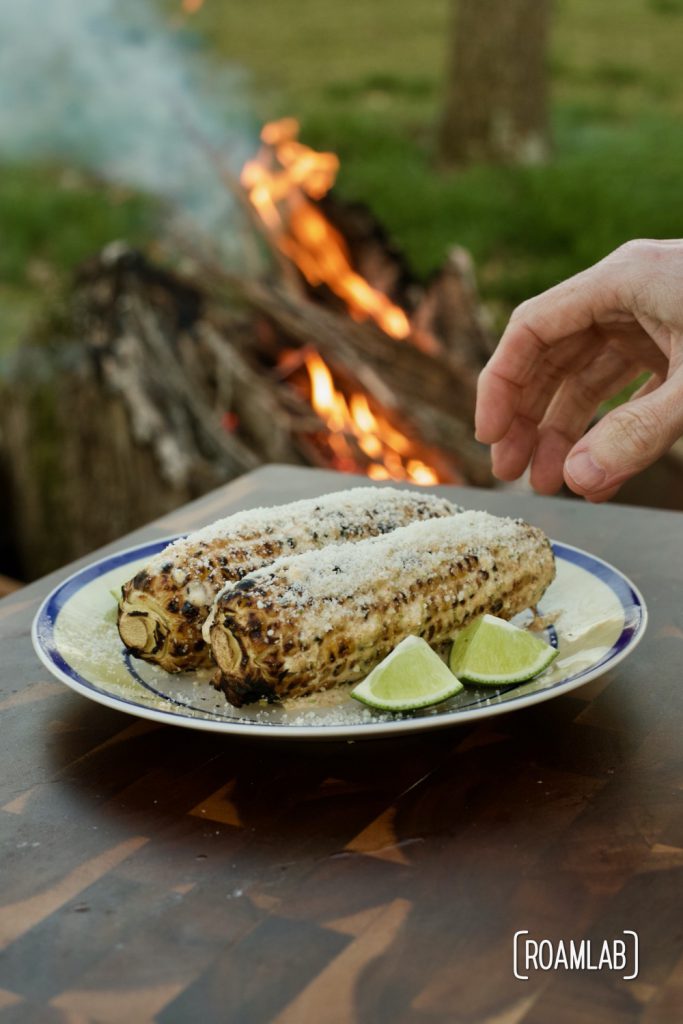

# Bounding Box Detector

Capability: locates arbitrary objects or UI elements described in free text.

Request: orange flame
[182,0,205,12]
[241,119,410,340]
[242,118,443,485]
[305,353,439,486]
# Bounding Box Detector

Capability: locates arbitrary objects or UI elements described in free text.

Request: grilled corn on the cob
[118,487,459,671]
[210,510,555,706]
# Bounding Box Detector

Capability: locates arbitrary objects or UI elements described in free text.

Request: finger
[480,327,600,479]
[475,324,583,445]
[475,364,523,446]
[529,348,642,495]
[583,484,622,504]
[492,335,628,487]
[512,325,667,494]
[475,263,624,445]
[628,372,662,402]
[476,323,591,445]
[563,371,683,497]
[491,415,538,481]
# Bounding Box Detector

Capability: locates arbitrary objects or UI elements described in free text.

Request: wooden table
[1,466,682,1023]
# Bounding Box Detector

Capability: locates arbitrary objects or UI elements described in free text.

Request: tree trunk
[438,0,551,167]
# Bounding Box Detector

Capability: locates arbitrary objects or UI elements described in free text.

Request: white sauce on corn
[148,487,459,579]
[221,511,550,639]
[186,581,212,607]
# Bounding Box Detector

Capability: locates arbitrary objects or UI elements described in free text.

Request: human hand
[475,239,683,502]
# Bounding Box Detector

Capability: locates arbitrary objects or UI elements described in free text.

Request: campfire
[236,118,481,486]
[241,118,411,340]
[1,118,495,578]
[303,353,439,485]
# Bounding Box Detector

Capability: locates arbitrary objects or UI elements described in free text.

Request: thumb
[564,374,683,499]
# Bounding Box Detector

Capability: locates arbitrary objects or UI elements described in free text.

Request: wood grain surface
[1,466,682,1024]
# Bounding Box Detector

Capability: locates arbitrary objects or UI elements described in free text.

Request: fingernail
[565,450,607,492]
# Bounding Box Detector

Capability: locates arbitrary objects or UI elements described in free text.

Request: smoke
[0,0,255,253]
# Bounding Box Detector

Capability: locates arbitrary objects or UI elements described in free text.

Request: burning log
[0,121,495,579]
[220,275,490,485]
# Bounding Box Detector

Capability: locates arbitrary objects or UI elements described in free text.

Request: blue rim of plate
[31,537,648,739]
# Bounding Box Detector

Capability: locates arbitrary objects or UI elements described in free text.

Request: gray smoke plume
[0,0,256,254]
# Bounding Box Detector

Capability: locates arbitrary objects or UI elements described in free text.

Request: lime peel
[449,614,557,686]
[351,636,463,712]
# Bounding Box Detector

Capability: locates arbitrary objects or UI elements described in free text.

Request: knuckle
[509,298,534,323]
[605,239,676,311]
[614,238,651,259]
[611,403,663,456]
[612,238,667,264]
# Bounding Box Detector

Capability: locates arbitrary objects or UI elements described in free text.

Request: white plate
[32,538,647,740]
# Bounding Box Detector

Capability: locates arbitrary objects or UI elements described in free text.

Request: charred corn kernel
[210,510,555,706]
[117,487,460,672]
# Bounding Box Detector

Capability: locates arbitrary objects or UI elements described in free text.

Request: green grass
[0,166,153,288]
[0,165,155,354]
[3,0,683,346]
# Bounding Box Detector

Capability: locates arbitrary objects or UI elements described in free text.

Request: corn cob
[117,487,460,671]
[209,510,555,706]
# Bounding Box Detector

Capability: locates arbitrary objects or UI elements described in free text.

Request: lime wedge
[351,636,463,712]
[449,614,557,686]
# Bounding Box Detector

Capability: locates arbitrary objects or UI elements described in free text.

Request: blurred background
[2,0,683,589]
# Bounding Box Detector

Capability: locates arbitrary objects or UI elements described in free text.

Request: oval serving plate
[32,538,647,740]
